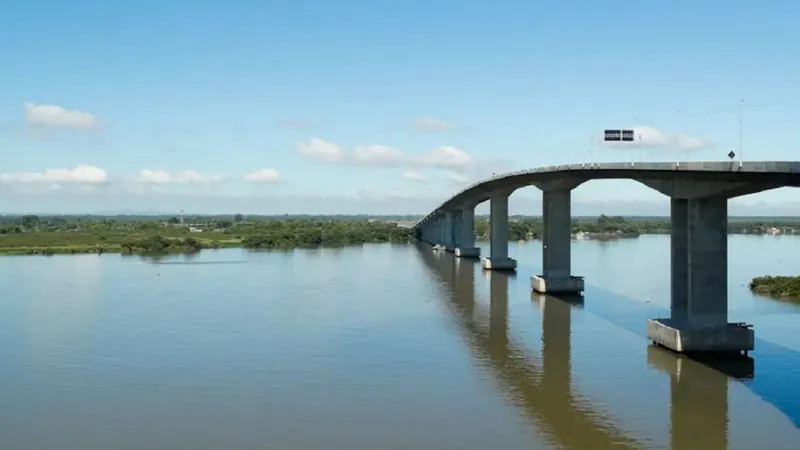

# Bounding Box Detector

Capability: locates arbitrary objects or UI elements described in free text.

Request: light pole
[632,118,642,162]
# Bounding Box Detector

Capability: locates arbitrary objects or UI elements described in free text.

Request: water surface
[0,236,799,449]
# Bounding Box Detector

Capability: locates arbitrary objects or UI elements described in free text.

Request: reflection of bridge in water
[418,245,736,450]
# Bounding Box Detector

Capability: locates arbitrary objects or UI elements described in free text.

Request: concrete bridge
[411,161,800,355]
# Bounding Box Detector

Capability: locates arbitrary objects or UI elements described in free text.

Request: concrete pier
[648,196,754,354]
[481,192,517,271]
[532,188,584,294]
[443,212,455,252]
[454,206,480,258]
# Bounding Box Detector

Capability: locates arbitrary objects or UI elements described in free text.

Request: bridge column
[481,192,517,271]
[443,212,456,251]
[430,216,443,250]
[532,189,585,294]
[454,206,480,258]
[647,194,754,354]
[420,221,433,245]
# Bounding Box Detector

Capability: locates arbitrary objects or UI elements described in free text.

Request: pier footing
[455,247,481,258]
[481,257,517,271]
[531,275,585,294]
[647,318,754,355]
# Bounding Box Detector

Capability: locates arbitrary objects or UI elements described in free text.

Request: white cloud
[24,102,99,129]
[298,139,474,169]
[298,138,345,162]
[412,117,452,132]
[244,168,280,183]
[445,171,469,184]
[415,146,472,167]
[402,171,428,182]
[354,145,405,165]
[0,164,108,184]
[136,169,223,184]
[599,126,712,151]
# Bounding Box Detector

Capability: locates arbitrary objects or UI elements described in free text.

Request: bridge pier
[430,215,446,250]
[532,188,585,294]
[645,185,755,354]
[442,212,455,252]
[453,206,480,258]
[481,192,517,271]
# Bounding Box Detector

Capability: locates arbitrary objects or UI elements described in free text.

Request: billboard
[604,129,621,141]
[621,129,635,141]
[604,129,635,142]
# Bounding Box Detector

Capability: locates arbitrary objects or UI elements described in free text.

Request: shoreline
[2,231,797,256]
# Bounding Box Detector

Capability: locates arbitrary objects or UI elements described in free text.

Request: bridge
[411,161,800,355]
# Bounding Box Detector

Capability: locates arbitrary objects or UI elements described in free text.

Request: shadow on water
[432,246,800,429]
[561,273,800,428]
[417,246,645,450]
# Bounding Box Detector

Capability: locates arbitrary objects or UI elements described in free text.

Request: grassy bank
[749,276,800,302]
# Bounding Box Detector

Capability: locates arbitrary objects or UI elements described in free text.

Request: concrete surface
[531,275,585,294]
[648,318,754,354]
[481,257,518,271]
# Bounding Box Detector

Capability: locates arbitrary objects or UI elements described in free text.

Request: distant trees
[240,220,411,249]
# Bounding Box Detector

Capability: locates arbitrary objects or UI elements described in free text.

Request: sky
[1,0,798,215]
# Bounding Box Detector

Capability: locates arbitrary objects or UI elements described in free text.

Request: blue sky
[1,0,798,214]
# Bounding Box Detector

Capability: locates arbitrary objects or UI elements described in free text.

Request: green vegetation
[477,214,800,241]
[0,215,413,256]
[1,213,799,256]
[749,276,800,302]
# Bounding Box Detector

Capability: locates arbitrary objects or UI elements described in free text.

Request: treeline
[237,220,412,249]
[476,215,800,241]
[0,217,413,255]
[480,215,650,241]
[1,214,800,256]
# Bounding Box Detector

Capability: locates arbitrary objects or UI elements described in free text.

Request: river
[0,235,799,449]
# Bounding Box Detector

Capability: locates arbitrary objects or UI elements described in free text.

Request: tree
[21,215,39,229]
[234,213,244,222]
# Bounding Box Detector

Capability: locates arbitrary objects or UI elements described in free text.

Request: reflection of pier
[420,248,643,450]
[647,345,753,450]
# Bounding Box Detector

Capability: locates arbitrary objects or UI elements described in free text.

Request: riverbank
[0,219,413,256]
[749,275,800,302]
[2,214,800,256]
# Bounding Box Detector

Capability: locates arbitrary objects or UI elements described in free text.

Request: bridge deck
[413,161,800,229]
